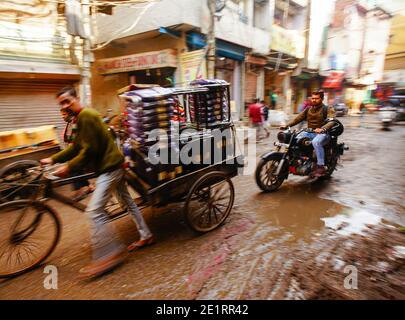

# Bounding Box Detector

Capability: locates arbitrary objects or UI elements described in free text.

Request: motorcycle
[255,120,348,192]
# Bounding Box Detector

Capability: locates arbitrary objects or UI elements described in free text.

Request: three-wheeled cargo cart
[0,80,244,278]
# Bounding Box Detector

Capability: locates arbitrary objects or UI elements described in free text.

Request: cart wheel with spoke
[0,200,61,278]
[184,171,235,233]
[0,160,42,203]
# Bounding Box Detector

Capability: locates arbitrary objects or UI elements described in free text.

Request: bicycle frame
[42,172,98,212]
[41,170,147,221]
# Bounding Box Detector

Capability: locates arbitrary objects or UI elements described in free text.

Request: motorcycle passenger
[281,90,336,177]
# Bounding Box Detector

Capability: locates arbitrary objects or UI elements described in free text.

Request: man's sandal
[127,236,155,252]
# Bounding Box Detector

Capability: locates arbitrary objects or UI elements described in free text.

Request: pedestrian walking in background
[261,100,271,138]
[248,98,264,142]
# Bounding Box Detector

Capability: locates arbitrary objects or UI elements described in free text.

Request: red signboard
[323,71,344,89]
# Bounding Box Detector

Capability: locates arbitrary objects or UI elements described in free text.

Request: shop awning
[186,32,247,61]
[322,71,344,89]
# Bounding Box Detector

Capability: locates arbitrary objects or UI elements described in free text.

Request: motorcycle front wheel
[255,157,286,192]
[324,148,339,178]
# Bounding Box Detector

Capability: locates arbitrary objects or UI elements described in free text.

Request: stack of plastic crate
[120,87,182,187]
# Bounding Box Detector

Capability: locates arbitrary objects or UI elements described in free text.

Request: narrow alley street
[1,114,404,299]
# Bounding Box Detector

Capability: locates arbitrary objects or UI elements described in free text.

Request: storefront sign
[270,24,305,59]
[323,71,345,89]
[179,49,207,83]
[97,49,177,75]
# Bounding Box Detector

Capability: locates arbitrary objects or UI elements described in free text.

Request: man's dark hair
[56,86,77,98]
[312,90,324,100]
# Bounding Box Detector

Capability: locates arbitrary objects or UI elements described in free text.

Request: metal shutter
[0,80,76,137]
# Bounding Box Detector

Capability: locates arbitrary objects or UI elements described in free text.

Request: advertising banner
[271,24,305,59]
[179,49,207,83]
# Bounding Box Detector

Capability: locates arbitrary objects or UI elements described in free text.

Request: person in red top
[248,98,264,142]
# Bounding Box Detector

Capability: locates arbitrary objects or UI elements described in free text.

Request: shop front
[0,61,80,165]
[94,49,178,114]
[186,32,248,120]
[264,24,305,114]
[97,49,178,85]
[244,55,267,105]
[0,60,81,137]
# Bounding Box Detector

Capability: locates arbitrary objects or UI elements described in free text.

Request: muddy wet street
[0,114,404,299]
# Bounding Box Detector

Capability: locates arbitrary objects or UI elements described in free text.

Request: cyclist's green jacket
[51,108,124,174]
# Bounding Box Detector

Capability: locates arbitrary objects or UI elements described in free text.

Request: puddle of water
[253,183,345,241]
[321,208,382,236]
[392,246,405,259]
[252,182,386,241]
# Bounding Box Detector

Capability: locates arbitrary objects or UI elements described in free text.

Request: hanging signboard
[179,49,207,83]
[97,49,177,75]
[270,24,305,59]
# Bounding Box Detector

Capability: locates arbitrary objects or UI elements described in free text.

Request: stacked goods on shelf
[119,87,182,187]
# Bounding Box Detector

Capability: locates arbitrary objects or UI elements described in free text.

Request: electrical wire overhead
[91,1,156,50]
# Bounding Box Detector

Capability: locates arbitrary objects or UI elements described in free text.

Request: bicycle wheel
[0,200,61,278]
[0,160,42,203]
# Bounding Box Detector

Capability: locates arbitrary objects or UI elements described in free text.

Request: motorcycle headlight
[277,131,291,143]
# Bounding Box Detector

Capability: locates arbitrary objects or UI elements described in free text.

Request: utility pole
[304,0,311,68]
[358,10,368,82]
[81,0,92,107]
[207,0,216,79]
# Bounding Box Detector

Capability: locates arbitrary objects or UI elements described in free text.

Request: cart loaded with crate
[119,79,243,232]
[0,80,244,279]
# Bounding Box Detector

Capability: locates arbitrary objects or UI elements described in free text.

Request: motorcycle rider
[281,90,336,177]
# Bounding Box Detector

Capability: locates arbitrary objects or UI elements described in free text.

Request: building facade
[0,0,82,136]
[380,14,405,96]
[91,0,311,119]
[320,0,392,111]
